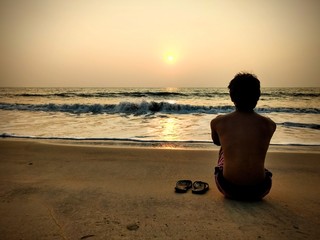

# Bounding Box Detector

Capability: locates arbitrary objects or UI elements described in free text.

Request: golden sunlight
[165,54,176,64]
[167,55,174,62]
[159,117,179,141]
[163,49,179,65]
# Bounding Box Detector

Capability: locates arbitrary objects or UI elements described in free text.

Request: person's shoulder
[258,114,275,124]
[211,114,228,124]
[256,113,277,130]
[211,115,223,128]
[211,113,233,129]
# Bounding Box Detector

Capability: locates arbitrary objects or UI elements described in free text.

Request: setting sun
[162,47,180,65]
[164,53,177,64]
[167,55,174,62]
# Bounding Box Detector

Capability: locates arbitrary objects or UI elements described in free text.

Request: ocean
[0,87,319,146]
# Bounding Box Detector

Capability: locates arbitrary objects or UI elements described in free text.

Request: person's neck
[235,108,255,113]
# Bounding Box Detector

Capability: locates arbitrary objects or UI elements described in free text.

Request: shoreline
[0,139,319,239]
[1,137,320,153]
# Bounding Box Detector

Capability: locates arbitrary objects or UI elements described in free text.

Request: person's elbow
[213,139,221,146]
[211,133,221,146]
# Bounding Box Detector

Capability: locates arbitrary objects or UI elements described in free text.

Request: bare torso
[211,111,276,185]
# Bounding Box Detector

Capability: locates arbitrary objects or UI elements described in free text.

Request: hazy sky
[1,0,319,87]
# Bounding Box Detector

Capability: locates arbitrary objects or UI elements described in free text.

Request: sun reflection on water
[159,117,179,142]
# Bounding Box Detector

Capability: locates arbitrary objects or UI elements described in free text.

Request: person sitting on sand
[211,72,276,200]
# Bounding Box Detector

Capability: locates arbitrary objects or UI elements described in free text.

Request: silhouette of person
[211,72,276,200]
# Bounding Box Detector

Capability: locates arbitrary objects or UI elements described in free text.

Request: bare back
[211,111,276,185]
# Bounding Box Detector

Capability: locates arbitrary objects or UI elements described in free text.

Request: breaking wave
[0,101,319,115]
[279,122,320,130]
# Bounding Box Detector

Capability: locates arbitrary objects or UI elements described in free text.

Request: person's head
[228,72,261,112]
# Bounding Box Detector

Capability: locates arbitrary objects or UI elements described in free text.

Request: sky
[0,0,319,87]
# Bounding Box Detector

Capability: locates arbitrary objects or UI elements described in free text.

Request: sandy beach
[0,139,319,240]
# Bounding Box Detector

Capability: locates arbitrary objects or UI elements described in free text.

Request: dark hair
[228,72,261,112]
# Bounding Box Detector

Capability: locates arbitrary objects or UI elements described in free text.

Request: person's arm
[211,118,221,146]
[212,130,221,146]
[266,117,277,137]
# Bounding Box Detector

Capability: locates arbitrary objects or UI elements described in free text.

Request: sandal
[192,181,209,194]
[175,180,192,193]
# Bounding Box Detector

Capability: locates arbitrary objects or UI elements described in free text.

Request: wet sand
[0,139,319,239]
